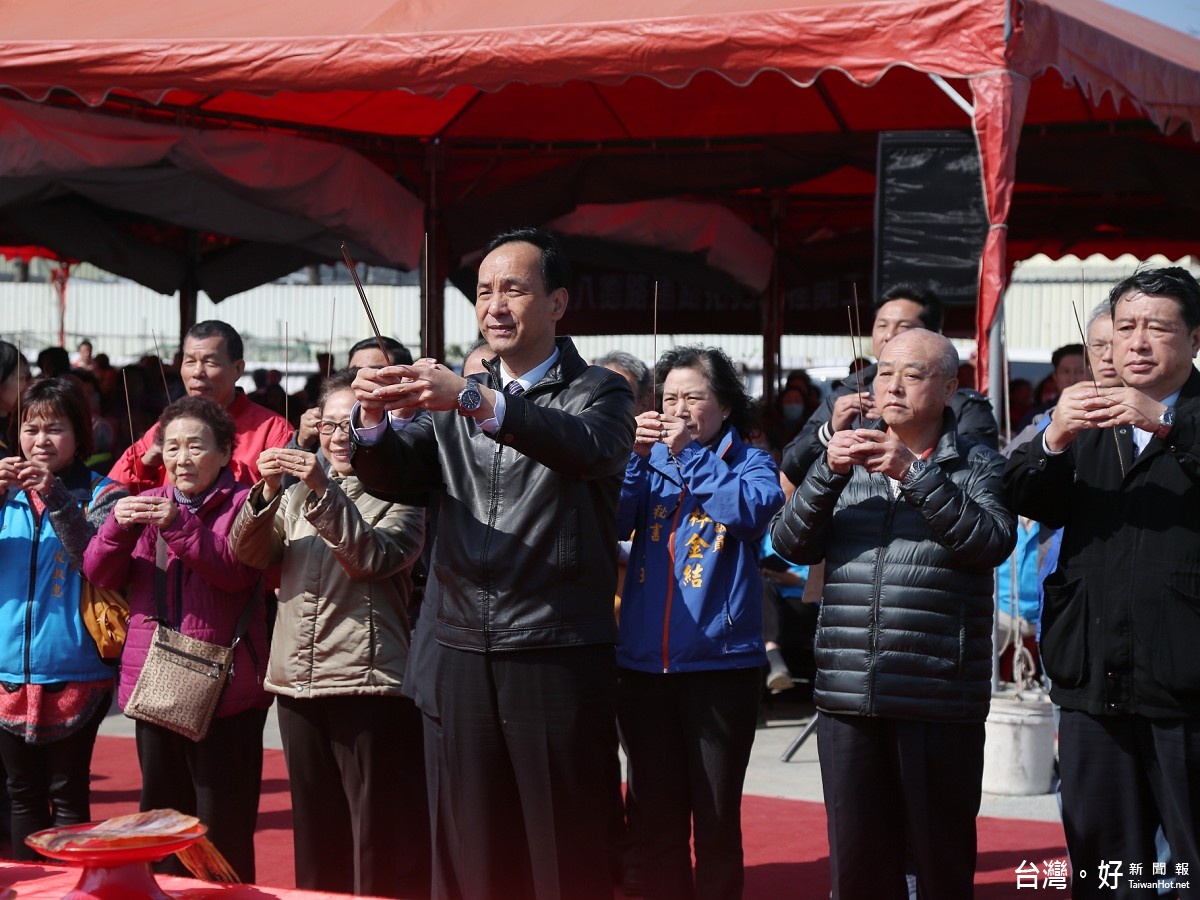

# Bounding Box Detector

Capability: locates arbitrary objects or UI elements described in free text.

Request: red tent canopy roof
[1,0,1007,91]
[1,0,1195,140]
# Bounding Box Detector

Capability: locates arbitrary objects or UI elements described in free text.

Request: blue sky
[1103,0,1200,37]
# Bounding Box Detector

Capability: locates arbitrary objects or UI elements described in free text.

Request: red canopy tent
[0,0,1197,389]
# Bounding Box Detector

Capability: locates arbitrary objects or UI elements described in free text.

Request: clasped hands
[633,411,690,457]
[257,447,327,501]
[0,456,55,496]
[352,359,484,428]
[1044,382,1166,452]
[112,494,178,530]
[826,429,917,480]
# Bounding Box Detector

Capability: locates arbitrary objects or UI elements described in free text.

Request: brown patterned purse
[125,535,260,742]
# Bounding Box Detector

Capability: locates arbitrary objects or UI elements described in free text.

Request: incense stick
[651,281,659,404]
[327,297,337,376]
[15,340,22,434]
[423,232,430,360]
[1070,299,1099,398]
[121,368,136,447]
[1075,279,1125,471]
[150,332,171,401]
[849,284,867,422]
[340,242,392,366]
[283,321,290,425]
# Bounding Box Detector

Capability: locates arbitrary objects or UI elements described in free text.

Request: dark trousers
[0,696,108,861]
[616,667,761,900]
[0,758,9,850]
[277,694,430,898]
[817,712,985,900]
[1058,709,1200,899]
[761,581,818,683]
[135,706,268,883]
[421,709,443,899]
[432,644,617,900]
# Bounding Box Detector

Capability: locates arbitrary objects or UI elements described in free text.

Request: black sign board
[874,130,989,328]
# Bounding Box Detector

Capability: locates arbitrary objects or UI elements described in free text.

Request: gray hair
[595,351,652,405]
[1085,302,1111,334]
[901,331,959,379]
[877,329,959,380]
[937,342,960,380]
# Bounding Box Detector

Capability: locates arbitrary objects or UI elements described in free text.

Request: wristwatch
[457,382,483,415]
[1155,406,1175,440]
[903,458,928,485]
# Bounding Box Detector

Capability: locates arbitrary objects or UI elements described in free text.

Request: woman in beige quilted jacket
[230,369,429,898]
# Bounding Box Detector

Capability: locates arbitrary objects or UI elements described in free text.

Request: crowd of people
[1,228,1198,900]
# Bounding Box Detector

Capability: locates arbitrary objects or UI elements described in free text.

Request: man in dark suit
[1005,266,1200,899]
[350,227,634,900]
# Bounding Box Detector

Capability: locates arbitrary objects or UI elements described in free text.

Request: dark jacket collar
[480,336,586,393]
[931,408,964,463]
[1175,367,1200,406]
[857,408,962,464]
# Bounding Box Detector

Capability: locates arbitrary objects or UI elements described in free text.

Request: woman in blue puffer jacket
[617,346,784,900]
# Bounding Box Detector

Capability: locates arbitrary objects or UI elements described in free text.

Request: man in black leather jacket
[1005,267,1200,900]
[771,329,1015,900]
[350,227,634,900]
[780,282,998,488]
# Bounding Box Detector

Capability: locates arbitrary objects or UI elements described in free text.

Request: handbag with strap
[125,534,261,742]
[80,580,130,660]
[79,476,130,660]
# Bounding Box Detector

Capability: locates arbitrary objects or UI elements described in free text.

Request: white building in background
[1,254,1196,397]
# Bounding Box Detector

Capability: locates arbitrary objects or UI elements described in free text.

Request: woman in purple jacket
[83,396,270,882]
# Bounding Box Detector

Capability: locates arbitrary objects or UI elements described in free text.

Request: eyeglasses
[1087,341,1112,354]
[316,420,352,435]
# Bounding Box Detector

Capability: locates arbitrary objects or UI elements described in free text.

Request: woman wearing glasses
[230,369,430,897]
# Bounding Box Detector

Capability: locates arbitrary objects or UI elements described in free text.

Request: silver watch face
[458,384,483,412]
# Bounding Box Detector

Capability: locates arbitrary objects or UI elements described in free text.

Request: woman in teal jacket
[617,346,783,900]
[0,376,125,859]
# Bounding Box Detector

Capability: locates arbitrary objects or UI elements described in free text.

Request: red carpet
[84,735,1066,898]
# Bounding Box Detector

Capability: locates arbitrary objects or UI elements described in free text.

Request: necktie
[506,381,525,397]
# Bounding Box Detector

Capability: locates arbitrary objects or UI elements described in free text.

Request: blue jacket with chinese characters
[0,464,126,684]
[617,427,783,674]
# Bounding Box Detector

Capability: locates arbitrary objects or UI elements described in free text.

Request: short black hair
[187,320,244,362]
[1051,344,1085,369]
[20,376,95,462]
[1107,267,1200,331]
[157,395,237,457]
[36,346,72,378]
[347,336,413,366]
[654,345,754,440]
[0,340,23,384]
[876,282,944,333]
[482,227,571,294]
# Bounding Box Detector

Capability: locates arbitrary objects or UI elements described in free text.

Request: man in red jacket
[108,320,293,493]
